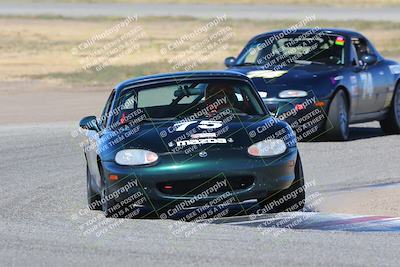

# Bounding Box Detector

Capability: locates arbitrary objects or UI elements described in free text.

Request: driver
[205,82,238,116]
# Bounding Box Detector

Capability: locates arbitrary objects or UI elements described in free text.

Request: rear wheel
[257,154,305,212]
[87,166,101,210]
[325,90,349,141]
[380,83,400,134]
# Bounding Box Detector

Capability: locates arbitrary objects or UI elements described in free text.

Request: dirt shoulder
[0,80,109,124]
[318,186,400,217]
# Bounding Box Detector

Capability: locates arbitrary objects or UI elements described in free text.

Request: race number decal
[174,121,197,131]
[359,72,374,98]
[389,65,400,75]
[198,120,223,130]
[174,120,223,131]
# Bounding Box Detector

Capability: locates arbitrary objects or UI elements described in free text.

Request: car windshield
[112,79,266,126]
[236,33,346,66]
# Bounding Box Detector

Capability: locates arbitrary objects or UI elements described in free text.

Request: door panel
[352,38,388,113]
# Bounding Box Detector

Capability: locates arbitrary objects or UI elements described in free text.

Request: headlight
[115,149,158,166]
[248,139,287,157]
[279,90,308,98]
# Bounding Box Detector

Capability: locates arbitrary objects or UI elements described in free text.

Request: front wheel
[325,90,349,141]
[257,154,305,212]
[380,83,400,134]
[98,166,120,217]
[101,187,121,218]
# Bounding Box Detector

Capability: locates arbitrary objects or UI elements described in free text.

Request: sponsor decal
[350,75,357,85]
[329,75,343,85]
[176,138,228,147]
[247,70,288,79]
[350,75,359,95]
[351,85,359,95]
[191,133,217,139]
[389,65,400,75]
[335,36,345,46]
[384,94,393,108]
[258,91,268,98]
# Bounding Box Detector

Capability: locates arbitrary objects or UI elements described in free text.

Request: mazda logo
[199,151,208,158]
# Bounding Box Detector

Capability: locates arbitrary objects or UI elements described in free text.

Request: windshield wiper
[235,62,258,66]
[142,117,179,122]
[294,60,325,65]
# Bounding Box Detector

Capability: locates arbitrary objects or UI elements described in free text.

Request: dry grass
[0,16,399,86]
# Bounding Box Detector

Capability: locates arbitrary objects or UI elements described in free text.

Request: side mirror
[224,57,236,67]
[79,116,100,131]
[360,54,377,67]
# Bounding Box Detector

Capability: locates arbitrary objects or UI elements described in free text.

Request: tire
[87,166,101,210]
[101,187,119,218]
[98,166,122,218]
[325,90,349,141]
[99,168,133,218]
[257,154,305,212]
[380,83,400,134]
[101,188,140,219]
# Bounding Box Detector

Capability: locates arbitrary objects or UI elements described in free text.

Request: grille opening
[157,176,254,196]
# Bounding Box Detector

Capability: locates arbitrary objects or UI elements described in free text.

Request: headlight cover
[279,90,308,98]
[248,139,287,157]
[115,149,158,166]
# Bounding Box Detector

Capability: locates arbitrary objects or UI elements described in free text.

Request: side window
[350,42,359,66]
[101,90,115,128]
[245,45,258,64]
[352,38,374,59]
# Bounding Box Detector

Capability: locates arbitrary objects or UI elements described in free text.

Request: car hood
[99,116,294,160]
[228,64,343,97]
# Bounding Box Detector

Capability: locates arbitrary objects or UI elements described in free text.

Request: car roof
[114,70,249,92]
[250,28,363,41]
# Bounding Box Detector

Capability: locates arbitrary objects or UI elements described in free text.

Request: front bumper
[101,147,298,210]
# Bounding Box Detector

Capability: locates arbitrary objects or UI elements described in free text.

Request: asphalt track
[1,3,400,21]
[0,121,400,266]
